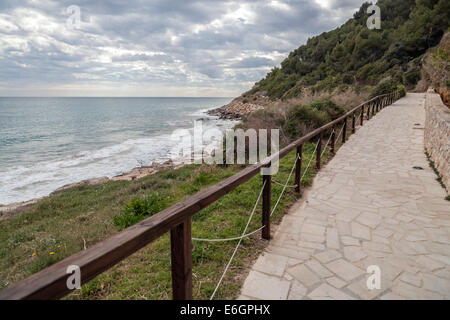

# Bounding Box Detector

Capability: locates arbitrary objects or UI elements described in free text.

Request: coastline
[0,159,185,220]
[0,102,244,220]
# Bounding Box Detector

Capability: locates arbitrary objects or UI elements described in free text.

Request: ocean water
[0,97,234,205]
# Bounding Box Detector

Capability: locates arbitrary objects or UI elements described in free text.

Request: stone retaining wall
[424,90,450,193]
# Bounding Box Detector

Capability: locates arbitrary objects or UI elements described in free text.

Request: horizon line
[0,96,234,99]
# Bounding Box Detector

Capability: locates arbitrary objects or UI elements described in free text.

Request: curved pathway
[240,93,450,300]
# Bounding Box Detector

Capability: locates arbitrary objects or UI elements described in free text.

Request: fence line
[0,90,403,300]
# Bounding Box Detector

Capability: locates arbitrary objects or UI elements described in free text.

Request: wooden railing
[0,90,403,300]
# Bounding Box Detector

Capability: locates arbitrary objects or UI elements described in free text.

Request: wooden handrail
[0,90,403,300]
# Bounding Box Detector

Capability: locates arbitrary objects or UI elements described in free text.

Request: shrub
[404,69,421,86]
[283,99,345,140]
[370,79,401,98]
[397,84,407,97]
[113,192,165,229]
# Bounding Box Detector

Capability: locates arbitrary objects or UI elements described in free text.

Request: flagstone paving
[240,93,450,300]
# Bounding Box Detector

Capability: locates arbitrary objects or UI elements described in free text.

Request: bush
[113,192,166,229]
[283,100,345,140]
[404,69,421,86]
[397,84,407,97]
[370,79,401,98]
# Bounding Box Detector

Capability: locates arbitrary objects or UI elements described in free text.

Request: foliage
[283,100,346,139]
[113,192,166,229]
[251,0,449,99]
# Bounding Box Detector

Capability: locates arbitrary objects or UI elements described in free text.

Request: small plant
[113,192,165,229]
[425,151,448,198]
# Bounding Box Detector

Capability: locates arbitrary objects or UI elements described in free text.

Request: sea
[0,97,235,205]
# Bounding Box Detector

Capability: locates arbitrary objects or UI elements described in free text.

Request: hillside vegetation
[235,0,448,143]
[248,0,448,100]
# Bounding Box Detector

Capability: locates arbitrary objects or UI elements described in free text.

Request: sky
[0,0,368,97]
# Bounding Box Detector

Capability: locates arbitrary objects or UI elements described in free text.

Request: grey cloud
[0,0,366,96]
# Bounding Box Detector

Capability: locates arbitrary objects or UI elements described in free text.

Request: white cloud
[0,0,366,96]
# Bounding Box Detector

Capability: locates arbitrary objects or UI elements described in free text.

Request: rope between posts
[204,128,337,298]
[321,129,334,158]
[209,180,266,300]
[195,129,334,244]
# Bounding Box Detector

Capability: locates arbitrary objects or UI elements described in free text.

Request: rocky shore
[0,159,181,220]
[207,95,268,119]
[0,96,270,220]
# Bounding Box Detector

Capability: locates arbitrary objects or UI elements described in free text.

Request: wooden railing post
[170,218,193,300]
[367,102,371,120]
[360,106,364,126]
[331,127,336,155]
[352,111,356,134]
[342,117,347,143]
[295,145,303,194]
[262,172,271,240]
[316,133,322,170]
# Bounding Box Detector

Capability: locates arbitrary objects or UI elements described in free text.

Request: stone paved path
[240,93,450,300]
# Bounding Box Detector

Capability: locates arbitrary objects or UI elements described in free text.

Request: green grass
[0,136,345,300]
[425,151,449,200]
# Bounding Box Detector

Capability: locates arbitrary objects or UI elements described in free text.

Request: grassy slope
[0,134,349,299]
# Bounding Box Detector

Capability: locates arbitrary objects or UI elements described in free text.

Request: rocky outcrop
[208,96,268,119]
[424,89,450,194]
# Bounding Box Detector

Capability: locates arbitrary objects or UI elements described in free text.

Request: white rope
[192,226,265,243]
[272,179,297,188]
[209,180,266,300]
[300,138,320,182]
[270,153,300,217]
[320,129,335,158]
[195,152,300,243]
[334,124,345,146]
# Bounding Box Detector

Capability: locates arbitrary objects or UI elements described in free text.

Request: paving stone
[314,250,342,264]
[416,255,446,271]
[356,212,382,228]
[326,259,365,281]
[306,260,333,278]
[287,264,321,288]
[362,241,392,253]
[326,227,340,249]
[326,277,347,289]
[308,283,355,300]
[400,273,422,288]
[298,241,325,251]
[341,236,360,246]
[266,246,310,261]
[253,253,288,277]
[373,226,394,238]
[241,271,291,300]
[347,277,383,300]
[301,223,326,236]
[300,233,325,243]
[392,281,442,300]
[422,274,450,296]
[351,222,371,240]
[287,281,307,300]
[379,292,406,300]
[343,246,367,262]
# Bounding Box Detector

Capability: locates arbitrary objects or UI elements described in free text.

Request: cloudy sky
[0,0,368,97]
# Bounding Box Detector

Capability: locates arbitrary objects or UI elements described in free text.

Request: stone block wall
[424,90,450,194]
